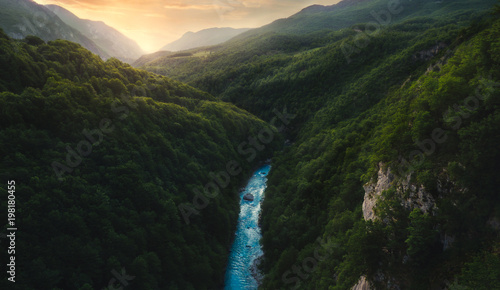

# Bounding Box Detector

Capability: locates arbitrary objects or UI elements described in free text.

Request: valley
[1,0,499,289]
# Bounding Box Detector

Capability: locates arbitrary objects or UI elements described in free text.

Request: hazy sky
[34,0,341,52]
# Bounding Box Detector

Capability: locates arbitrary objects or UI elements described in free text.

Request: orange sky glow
[34,0,340,52]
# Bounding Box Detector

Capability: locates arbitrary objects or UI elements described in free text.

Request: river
[224,164,270,289]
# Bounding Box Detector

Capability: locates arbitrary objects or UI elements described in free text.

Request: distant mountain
[133,50,174,67]
[161,27,250,51]
[0,0,108,58]
[231,0,488,40]
[298,0,372,13]
[134,0,500,289]
[46,4,143,62]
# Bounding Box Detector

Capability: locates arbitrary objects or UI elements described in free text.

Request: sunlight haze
[34,0,341,52]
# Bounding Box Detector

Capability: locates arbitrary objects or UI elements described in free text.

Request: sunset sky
[34,0,341,52]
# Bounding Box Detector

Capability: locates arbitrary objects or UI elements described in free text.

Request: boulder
[243,193,254,201]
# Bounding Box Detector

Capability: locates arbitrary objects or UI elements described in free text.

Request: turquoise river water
[224,164,270,289]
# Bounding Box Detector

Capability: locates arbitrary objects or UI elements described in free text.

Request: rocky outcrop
[250,255,264,286]
[399,175,435,215]
[413,42,447,61]
[362,165,395,221]
[356,163,438,289]
[362,163,436,222]
[243,193,254,201]
[352,276,371,290]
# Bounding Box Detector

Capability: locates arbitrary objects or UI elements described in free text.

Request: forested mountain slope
[45,4,144,63]
[135,0,497,130]
[240,0,494,36]
[0,0,108,59]
[261,12,500,289]
[1,0,499,289]
[161,27,251,52]
[0,0,143,62]
[0,30,279,289]
[135,0,500,288]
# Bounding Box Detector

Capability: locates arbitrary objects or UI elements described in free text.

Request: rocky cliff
[362,164,436,222]
[354,163,438,289]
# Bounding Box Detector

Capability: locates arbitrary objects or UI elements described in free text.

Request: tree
[405,209,439,265]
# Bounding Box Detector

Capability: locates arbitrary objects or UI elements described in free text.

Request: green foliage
[405,209,439,264]
[160,3,500,289]
[136,0,497,137]
[1,0,499,288]
[0,33,280,289]
[450,250,500,290]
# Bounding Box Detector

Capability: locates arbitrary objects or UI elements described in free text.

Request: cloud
[143,13,167,18]
[163,4,215,10]
[242,0,263,8]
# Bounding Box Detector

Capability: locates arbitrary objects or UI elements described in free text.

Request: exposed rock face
[357,164,438,289]
[243,193,254,201]
[362,163,436,222]
[250,255,264,286]
[413,42,447,61]
[399,175,436,214]
[356,164,472,289]
[352,276,371,290]
[362,165,395,221]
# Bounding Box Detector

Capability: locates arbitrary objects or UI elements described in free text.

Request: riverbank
[250,255,264,286]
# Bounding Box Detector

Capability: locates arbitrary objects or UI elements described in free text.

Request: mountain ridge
[161,27,251,52]
[45,4,144,63]
[0,0,109,58]
[134,0,500,288]
[0,0,499,288]
[0,0,143,62]
[0,29,279,289]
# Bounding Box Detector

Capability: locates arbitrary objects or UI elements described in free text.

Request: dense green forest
[260,13,500,290]
[134,0,497,129]
[0,29,279,289]
[1,0,499,289]
[136,0,500,288]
